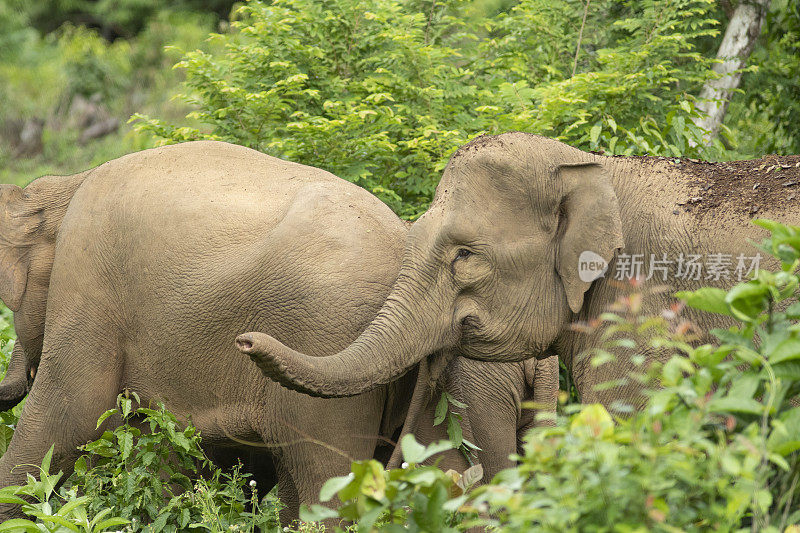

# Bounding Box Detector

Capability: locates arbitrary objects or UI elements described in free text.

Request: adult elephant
[0,141,553,522]
[239,132,800,408]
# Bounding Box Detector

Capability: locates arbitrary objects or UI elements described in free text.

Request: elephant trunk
[237,268,453,398]
[0,343,31,411]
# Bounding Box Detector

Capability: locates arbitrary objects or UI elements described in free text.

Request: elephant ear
[0,184,41,311]
[555,163,624,314]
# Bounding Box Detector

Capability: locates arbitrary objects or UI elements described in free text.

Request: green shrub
[0,394,284,532]
[135,0,725,218]
[302,435,481,532]
[471,0,722,157]
[70,394,280,532]
[134,0,487,217]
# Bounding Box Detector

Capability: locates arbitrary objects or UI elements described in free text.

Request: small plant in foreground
[70,393,280,532]
[0,446,129,532]
[302,434,482,532]
[0,394,282,532]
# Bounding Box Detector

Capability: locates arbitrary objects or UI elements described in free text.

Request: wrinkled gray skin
[240,132,800,409]
[0,141,550,522]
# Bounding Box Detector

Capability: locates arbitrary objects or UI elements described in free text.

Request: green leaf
[319,473,355,502]
[120,432,134,461]
[37,515,81,531]
[41,445,54,475]
[0,494,28,505]
[359,460,386,501]
[590,124,602,145]
[433,393,448,426]
[676,287,732,316]
[300,504,339,522]
[94,517,131,532]
[708,396,764,415]
[725,282,770,322]
[400,434,426,464]
[768,408,800,456]
[771,361,800,380]
[400,434,454,464]
[767,337,800,365]
[447,413,463,448]
[56,495,91,516]
[96,409,117,430]
[0,519,41,532]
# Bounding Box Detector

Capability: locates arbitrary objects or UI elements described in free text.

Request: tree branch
[692,0,771,145]
[572,0,591,78]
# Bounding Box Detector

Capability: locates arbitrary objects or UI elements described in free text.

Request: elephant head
[0,173,88,409]
[237,133,624,397]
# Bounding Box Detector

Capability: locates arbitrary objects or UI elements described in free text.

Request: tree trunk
[693,0,771,144]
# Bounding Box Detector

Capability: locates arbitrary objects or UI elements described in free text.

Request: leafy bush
[471,0,722,157]
[134,0,486,217]
[302,435,481,532]
[726,0,800,157]
[0,446,130,533]
[135,0,726,218]
[71,394,280,532]
[0,394,287,532]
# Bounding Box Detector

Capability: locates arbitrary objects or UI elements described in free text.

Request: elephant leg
[271,439,368,528]
[274,456,301,526]
[0,343,31,412]
[0,333,122,518]
[475,417,517,483]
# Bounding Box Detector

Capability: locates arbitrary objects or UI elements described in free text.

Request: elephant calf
[401,356,557,481]
[0,173,88,410]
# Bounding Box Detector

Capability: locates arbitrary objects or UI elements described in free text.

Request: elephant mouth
[458,313,548,362]
[458,317,531,362]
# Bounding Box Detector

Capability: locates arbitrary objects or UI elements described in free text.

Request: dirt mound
[451,134,508,160]
[630,154,800,218]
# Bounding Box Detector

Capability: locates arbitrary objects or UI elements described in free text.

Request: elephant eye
[455,248,473,259]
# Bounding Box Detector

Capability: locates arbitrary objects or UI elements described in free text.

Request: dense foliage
[0,397,290,532]
[727,0,800,156]
[134,0,730,217]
